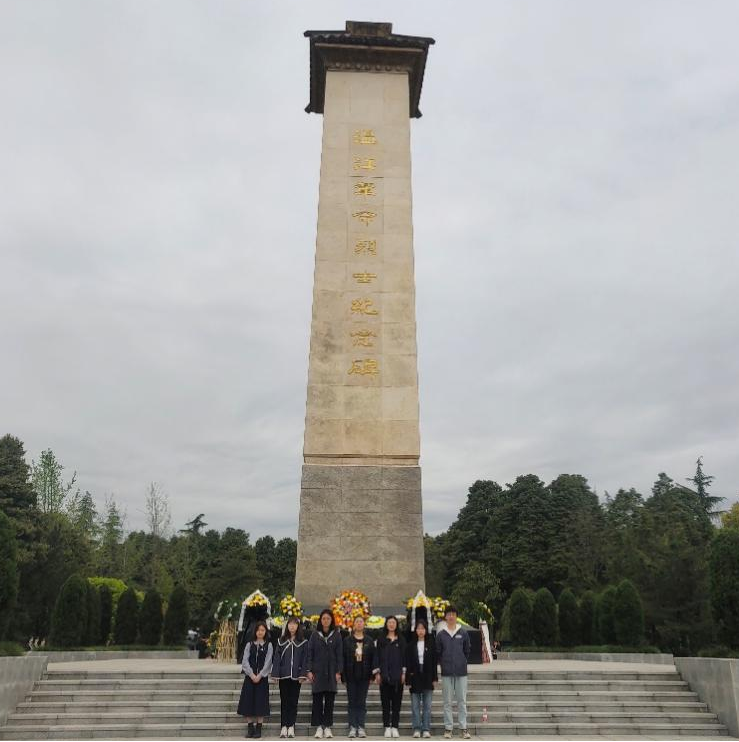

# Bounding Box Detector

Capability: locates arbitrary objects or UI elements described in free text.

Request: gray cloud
[2,1,738,538]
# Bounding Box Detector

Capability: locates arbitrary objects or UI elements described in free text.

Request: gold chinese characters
[353,129,377,145]
[352,210,377,227]
[352,156,376,171]
[350,298,379,316]
[350,329,377,347]
[353,181,376,197]
[348,359,379,376]
[354,239,377,256]
[352,272,377,284]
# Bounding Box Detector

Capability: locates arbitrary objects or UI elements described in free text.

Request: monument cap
[304,20,435,118]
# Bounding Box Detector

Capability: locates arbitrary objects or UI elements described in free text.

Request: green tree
[163,585,189,645]
[709,529,739,648]
[180,514,207,535]
[558,588,579,647]
[113,587,139,645]
[450,561,500,622]
[613,579,644,646]
[139,588,163,645]
[49,574,88,647]
[423,534,446,597]
[97,497,125,576]
[509,587,533,646]
[85,581,101,646]
[688,457,722,516]
[532,587,557,646]
[721,502,739,531]
[99,583,113,645]
[0,435,36,519]
[579,590,598,644]
[0,511,18,638]
[597,585,617,644]
[272,537,298,598]
[31,449,77,514]
[68,490,99,539]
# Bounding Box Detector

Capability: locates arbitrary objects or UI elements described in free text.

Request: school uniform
[237,640,273,718]
[341,633,377,732]
[305,628,343,729]
[405,637,438,733]
[271,636,308,729]
[376,634,406,730]
[436,624,471,732]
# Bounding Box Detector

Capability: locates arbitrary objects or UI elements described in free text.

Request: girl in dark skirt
[238,621,274,738]
[306,608,343,739]
[272,617,308,739]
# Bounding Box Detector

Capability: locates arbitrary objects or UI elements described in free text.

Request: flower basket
[331,589,371,629]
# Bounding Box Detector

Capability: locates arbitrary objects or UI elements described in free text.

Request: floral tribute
[279,594,303,619]
[331,589,372,629]
[430,596,451,621]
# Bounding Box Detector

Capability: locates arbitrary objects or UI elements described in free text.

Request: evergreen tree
[450,562,501,621]
[271,537,298,598]
[139,588,163,645]
[597,585,618,644]
[180,514,207,535]
[509,587,533,646]
[613,579,645,646]
[721,502,739,530]
[49,574,88,647]
[68,491,99,539]
[579,590,598,644]
[163,585,189,645]
[85,581,101,646]
[31,449,77,514]
[0,511,18,639]
[424,534,446,597]
[113,587,139,645]
[532,587,557,646]
[709,529,739,648]
[688,457,722,515]
[97,497,125,576]
[99,583,113,645]
[558,588,579,647]
[0,435,36,519]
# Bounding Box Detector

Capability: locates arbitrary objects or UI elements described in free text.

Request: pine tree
[509,587,533,646]
[613,579,645,646]
[558,588,580,647]
[532,587,557,646]
[50,574,88,647]
[0,435,36,519]
[688,457,723,516]
[113,587,139,645]
[163,586,189,646]
[709,529,739,648]
[597,585,618,644]
[139,589,163,645]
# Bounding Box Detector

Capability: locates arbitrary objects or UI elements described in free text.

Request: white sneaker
[443,731,452,740]
[357,730,366,739]
[315,728,324,739]
[462,730,471,740]
[324,729,333,739]
[413,732,421,739]
[348,728,357,739]
[385,729,392,738]
[280,727,288,739]
[422,733,431,739]
[392,729,400,739]
[287,729,295,739]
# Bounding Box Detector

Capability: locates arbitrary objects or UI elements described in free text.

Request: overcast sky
[2,1,738,539]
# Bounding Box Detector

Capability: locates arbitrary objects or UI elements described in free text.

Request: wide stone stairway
[0,662,730,739]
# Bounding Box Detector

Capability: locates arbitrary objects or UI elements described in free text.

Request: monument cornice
[304,21,435,118]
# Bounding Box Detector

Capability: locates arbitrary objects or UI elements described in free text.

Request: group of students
[237,605,471,740]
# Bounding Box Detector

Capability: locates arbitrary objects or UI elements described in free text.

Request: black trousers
[279,679,301,727]
[311,690,336,728]
[380,681,403,728]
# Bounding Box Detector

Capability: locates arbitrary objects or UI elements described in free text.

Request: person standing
[342,615,377,739]
[376,615,406,738]
[435,606,471,740]
[306,609,343,739]
[272,617,308,739]
[405,620,437,738]
[237,621,273,739]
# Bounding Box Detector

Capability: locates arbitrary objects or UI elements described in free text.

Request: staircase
[0,665,730,739]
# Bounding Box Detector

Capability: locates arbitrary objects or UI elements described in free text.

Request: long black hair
[411,618,428,643]
[318,608,336,635]
[281,616,305,642]
[251,620,270,642]
[383,614,400,637]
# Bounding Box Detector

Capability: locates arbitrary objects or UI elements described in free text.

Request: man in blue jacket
[435,605,471,739]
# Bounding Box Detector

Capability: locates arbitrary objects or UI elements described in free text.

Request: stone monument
[294,21,434,613]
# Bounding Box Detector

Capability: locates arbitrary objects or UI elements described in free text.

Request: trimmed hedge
[50,574,88,647]
[0,511,18,639]
[86,582,101,646]
[614,579,644,646]
[532,588,557,646]
[509,587,533,646]
[113,587,140,645]
[597,585,618,644]
[139,589,163,645]
[558,588,579,647]
[163,585,189,646]
[579,590,598,644]
[99,584,113,645]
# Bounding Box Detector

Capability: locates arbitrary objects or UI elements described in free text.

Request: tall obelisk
[295,21,434,613]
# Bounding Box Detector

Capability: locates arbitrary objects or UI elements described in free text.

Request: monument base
[294,463,425,615]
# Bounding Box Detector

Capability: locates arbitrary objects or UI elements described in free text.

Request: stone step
[0,721,729,739]
[7,710,723,725]
[14,700,712,714]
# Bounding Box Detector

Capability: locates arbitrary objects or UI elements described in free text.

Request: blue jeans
[441,675,468,730]
[411,690,433,732]
[345,679,369,730]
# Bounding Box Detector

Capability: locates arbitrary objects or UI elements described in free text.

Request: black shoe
[247,722,255,738]
[255,723,263,739]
